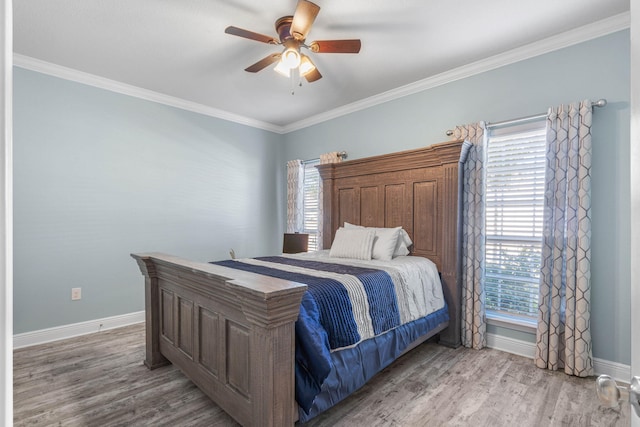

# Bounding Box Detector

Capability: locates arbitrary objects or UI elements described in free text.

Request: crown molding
[282,12,630,133]
[13,12,629,135]
[12,54,285,134]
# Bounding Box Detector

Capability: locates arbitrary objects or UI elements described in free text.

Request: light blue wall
[14,30,631,366]
[13,69,284,333]
[282,30,631,365]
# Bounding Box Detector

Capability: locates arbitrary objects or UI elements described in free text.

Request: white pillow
[344,222,412,257]
[396,229,412,256]
[329,228,375,260]
[371,227,401,261]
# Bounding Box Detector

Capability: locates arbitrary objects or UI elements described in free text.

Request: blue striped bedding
[212,253,447,414]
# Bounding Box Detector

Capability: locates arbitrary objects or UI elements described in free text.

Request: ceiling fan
[224,0,361,83]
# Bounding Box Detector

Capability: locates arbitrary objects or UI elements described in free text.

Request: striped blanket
[212,254,445,411]
[215,256,401,349]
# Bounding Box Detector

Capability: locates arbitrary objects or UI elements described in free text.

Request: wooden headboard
[317,140,469,347]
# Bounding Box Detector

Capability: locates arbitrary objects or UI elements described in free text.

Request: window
[302,159,321,251]
[484,118,546,326]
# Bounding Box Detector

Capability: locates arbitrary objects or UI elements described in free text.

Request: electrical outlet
[71,287,82,301]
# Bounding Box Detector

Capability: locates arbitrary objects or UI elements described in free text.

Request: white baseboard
[13,311,145,349]
[487,332,631,383]
[487,332,536,359]
[592,358,633,384]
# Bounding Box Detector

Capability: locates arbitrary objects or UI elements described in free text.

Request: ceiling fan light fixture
[299,55,316,77]
[273,60,291,77]
[281,47,301,69]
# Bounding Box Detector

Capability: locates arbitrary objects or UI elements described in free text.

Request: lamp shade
[299,55,316,76]
[274,60,291,77]
[281,48,301,69]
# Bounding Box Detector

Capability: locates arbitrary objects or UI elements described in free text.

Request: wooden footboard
[131,253,307,427]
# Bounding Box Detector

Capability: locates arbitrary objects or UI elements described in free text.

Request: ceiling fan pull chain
[290,67,300,95]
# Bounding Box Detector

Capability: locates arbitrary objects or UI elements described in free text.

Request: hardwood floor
[14,323,628,426]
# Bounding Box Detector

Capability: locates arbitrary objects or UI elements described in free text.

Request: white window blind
[302,160,320,251]
[485,119,546,321]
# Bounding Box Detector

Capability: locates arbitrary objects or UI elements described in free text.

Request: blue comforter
[212,256,427,412]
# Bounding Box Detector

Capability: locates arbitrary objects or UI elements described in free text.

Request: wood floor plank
[14,323,629,426]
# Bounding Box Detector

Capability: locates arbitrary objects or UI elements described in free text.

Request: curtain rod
[445,99,607,137]
[303,151,348,163]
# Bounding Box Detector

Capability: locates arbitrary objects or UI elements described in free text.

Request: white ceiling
[14,1,630,132]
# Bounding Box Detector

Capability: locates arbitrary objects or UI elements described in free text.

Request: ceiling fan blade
[310,39,361,53]
[245,53,281,73]
[304,67,322,83]
[290,0,320,41]
[225,26,277,44]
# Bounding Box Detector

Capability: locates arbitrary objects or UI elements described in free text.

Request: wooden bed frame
[131,139,469,426]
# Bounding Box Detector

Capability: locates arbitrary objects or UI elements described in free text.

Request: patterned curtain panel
[286,159,303,233]
[535,100,593,377]
[318,152,344,249]
[453,123,487,350]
